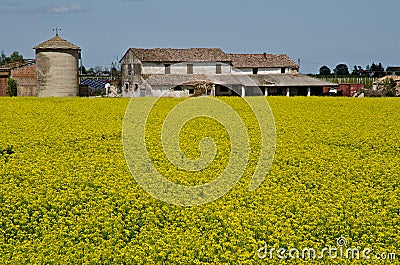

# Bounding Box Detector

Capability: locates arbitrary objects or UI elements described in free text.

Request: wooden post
[241,86,245,97]
[307,87,311,97]
[286,87,290,97]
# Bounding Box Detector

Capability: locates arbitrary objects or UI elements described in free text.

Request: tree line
[0,50,23,66]
[319,63,395,77]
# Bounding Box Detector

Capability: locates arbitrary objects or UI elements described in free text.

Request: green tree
[0,50,23,65]
[382,77,396,97]
[352,65,362,76]
[7,77,17,97]
[319,65,331,75]
[334,64,349,76]
[9,51,23,62]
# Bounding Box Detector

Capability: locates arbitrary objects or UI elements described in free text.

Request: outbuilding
[34,33,81,97]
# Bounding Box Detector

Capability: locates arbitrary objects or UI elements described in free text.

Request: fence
[311,76,377,90]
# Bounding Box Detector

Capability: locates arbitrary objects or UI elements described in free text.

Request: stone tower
[34,33,81,97]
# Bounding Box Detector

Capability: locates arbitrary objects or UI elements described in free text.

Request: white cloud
[47,4,85,14]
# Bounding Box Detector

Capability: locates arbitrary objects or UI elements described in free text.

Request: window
[216,64,222,74]
[133,64,142,75]
[165,64,171,74]
[253,68,258,74]
[125,83,129,90]
[187,64,194,74]
[188,89,194,94]
[128,64,132,75]
[281,67,286,74]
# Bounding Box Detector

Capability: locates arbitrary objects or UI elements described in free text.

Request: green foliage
[382,77,397,97]
[370,62,385,77]
[333,64,349,76]
[319,65,331,75]
[0,97,399,263]
[351,65,362,76]
[0,145,14,163]
[313,76,376,90]
[0,50,23,65]
[7,77,17,97]
[9,51,23,62]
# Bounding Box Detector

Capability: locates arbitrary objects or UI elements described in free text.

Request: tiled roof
[129,48,231,62]
[34,35,80,50]
[0,59,35,70]
[229,53,299,69]
[126,48,300,68]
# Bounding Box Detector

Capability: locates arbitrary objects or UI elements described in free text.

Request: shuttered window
[187,64,193,74]
[216,64,222,74]
[165,64,171,74]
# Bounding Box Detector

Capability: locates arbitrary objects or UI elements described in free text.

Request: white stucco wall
[142,62,231,75]
[232,67,287,74]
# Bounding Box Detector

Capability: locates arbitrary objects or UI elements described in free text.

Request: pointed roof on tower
[34,34,80,50]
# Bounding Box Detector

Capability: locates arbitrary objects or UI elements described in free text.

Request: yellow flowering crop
[0,97,399,264]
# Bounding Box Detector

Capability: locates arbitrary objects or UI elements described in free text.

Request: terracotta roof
[34,35,80,50]
[0,59,35,70]
[229,53,299,69]
[129,48,231,62]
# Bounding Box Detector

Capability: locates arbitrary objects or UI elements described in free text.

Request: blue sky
[1,0,399,73]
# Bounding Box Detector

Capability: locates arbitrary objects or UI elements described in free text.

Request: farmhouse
[120,48,337,97]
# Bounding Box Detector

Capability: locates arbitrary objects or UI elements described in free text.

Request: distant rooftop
[125,47,299,69]
[34,34,80,50]
[229,54,299,69]
[128,48,231,62]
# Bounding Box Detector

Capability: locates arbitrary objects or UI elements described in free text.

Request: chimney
[263,52,267,58]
